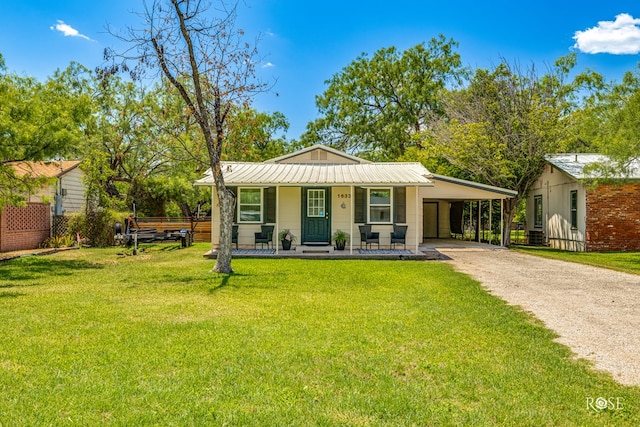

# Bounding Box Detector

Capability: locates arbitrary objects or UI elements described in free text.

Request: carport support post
[500,199,504,247]
[489,200,492,245]
[477,200,481,243]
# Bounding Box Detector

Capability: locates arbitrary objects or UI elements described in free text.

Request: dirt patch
[438,247,640,387]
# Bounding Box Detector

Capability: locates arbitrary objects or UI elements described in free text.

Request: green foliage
[0,246,638,425]
[0,61,93,209]
[224,107,291,161]
[331,229,349,244]
[39,235,76,249]
[278,228,296,242]
[575,65,640,172]
[423,56,585,244]
[301,36,466,159]
[67,209,122,247]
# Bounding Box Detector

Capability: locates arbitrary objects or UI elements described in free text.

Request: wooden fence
[133,217,211,243]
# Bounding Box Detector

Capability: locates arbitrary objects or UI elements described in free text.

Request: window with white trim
[238,188,262,223]
[368,188,392,223]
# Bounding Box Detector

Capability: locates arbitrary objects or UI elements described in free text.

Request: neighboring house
[195,145,517,253]
[526,154,640,252]
[0,160,85,252]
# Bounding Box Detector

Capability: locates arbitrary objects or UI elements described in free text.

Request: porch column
[415,186,419,253]
[349,185,354,255]
[275,186,280,255]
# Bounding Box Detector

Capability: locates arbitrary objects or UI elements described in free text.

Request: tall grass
[0,243,638,425]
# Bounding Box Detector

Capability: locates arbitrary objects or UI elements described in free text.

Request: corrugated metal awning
[195,162,434,186]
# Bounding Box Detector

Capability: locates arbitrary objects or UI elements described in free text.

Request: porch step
[296,245,334,254]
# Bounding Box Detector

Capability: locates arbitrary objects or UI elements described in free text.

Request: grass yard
[1,243,638,425]
[516,246,640,275]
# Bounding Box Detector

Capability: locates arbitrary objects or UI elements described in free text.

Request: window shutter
[227,187,238,223]
[354,187,366,223]
[264,187,276,223]
[394,187,406,223]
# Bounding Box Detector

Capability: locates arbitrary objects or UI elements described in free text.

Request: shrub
[40,235,76,249]
[67,209,122,247]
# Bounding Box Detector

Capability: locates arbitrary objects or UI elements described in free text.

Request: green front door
[302,188,331,244]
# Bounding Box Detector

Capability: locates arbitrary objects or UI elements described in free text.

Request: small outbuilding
[526,154,640,252]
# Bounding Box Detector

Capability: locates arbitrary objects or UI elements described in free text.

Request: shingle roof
[546,154,640,180]
[10,160,82,178]
[195,161,434,186]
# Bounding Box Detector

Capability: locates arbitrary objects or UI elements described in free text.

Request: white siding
[527,164,586,251]
[59,167,86,214]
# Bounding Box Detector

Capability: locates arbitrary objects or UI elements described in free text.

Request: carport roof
[195,161,435,186]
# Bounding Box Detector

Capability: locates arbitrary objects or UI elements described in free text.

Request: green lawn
[515,246,640,275]
[0,243,638,425]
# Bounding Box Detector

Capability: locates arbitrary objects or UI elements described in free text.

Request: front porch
[204,239,503,260]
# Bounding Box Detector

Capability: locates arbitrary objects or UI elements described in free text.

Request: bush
[68,209,122,247]
[40,235,76,249]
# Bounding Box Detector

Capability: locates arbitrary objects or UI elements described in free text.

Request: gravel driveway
[437,247,640,386]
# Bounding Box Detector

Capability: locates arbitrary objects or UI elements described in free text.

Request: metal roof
[546,154,640,179]
[431,174,518,197]
[195,161,435,186]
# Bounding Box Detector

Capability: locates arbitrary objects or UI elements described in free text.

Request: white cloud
[50,20,93,41]
[573,13,640,54]
[262,62,275,68]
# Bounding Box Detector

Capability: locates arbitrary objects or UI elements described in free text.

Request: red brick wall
[585,183,640,252]
[0,203,51,252]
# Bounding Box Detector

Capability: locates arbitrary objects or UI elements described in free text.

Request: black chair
[390,225,408,249]
[254,225,274,249]
[231,225,239,249]
[359,224,380,249]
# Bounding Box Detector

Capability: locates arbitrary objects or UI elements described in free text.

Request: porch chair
[390,224,408,249]
[231,224,239,249]
[254,225,274,249]
[359,224,380,249]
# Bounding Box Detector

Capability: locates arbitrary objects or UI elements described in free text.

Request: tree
[426,56,580,246]
[223,107,290,161]
[575,67,640,174]
[106,0,268,273]
[301,36,465,160]
[0,58,92,209]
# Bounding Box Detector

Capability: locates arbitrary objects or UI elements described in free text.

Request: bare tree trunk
[214,181,235,273]
[502,198,519,247]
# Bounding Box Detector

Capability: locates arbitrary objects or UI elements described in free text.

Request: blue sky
[2,1,640,140]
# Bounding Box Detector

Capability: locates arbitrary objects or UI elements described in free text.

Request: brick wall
[0,203,51,252]
[585,183,640,252]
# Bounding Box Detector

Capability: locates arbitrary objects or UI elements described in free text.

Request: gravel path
[437,247,640,387]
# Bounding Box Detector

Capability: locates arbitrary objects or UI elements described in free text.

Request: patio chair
[359,224,380,249]
[254,225,274,249]
[231,224,239,249]
[390,224,408,249]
